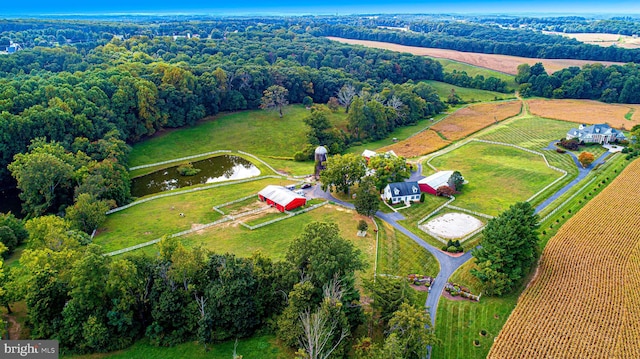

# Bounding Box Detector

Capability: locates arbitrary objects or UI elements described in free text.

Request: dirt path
[5,314,21,339]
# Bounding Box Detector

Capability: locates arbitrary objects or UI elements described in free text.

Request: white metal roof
[362,149,377,158]
[258,185,305,207]
[418,170,454,189]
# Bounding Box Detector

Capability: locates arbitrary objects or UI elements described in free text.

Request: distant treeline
[310,23,640,63]
[476,17,640,37]
[516,62,640,103]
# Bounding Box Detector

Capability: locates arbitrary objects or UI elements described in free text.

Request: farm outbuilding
[418,171,455,195]
[258,185,307,212]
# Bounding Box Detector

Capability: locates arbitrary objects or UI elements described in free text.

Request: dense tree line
[6,220,372,355]
[0,25,448,189]
[516,62,640,104]
[311,23,640,63]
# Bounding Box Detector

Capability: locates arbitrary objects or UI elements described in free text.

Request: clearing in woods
[488,159,640,359]
[327,37,624,75]
[527,99,640,129]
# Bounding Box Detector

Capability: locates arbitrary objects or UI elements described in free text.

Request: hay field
[544,31,640,49]
[431,101,522,141]
[378,129,450,158]
[528,99,640,130]
[327,37,624,75]
[488,159,640,359]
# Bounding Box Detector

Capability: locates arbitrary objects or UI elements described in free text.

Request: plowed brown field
[431,101,522,141]
[328,37,624,75]
[528,99,640,130]
[488,159,640,359]
[378,129,450,158]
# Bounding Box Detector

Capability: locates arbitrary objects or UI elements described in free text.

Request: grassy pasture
[93,177,296,253]
[64,335,287,359]
[435,58,518,90]
[422,80,516,103]
[431,101,522,141]
[432,260,519,359]
[127,105,332,176]
[527,99,640,129]
[427,141,562,216]
[477,115,579,175]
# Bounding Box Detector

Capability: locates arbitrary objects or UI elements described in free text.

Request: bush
[302,96,313,108]
[558,138,580,151]
[420,192,426,203]
[293,151,307,162]
[556,148,566,154]
[177,163,200,176]
[357,219,368,232]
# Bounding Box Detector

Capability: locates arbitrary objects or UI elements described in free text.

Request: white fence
[128,150,233,171]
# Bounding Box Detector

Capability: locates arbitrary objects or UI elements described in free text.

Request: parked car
[301,183,312,189]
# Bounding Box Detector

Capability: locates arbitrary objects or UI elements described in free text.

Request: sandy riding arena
[421,213,483,239]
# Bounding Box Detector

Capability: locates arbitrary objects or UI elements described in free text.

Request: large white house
[566,124,626,144]
[383,181,421,205]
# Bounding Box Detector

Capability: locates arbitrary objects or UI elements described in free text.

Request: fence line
[106,175,283,214]
[539,177,598,224]
[240,201,329,230]
[417,196,456,225]
[445,205,494,219]
[128,150,233,171]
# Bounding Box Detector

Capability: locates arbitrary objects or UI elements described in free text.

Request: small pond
[131,155,260,197]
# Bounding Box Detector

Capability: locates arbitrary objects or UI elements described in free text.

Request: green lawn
[476,115,579,175]
[127,105,328,176]
[436,59,518,91]
[375,218,440,278]
[432,260,519,359]
[94,177,296,252]
[423,80,516,104]
[427,141,562,216]
[64,335,288,359]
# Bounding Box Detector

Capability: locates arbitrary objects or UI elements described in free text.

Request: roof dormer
[394,188,400,195]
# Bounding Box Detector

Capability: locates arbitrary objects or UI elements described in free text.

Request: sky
[3,0,640,16]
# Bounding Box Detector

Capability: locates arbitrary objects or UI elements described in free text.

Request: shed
[258,185,307,212]
[418,171,455,195]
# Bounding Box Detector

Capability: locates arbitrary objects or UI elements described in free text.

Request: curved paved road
[535,142,611,213]
[311,184,470,324]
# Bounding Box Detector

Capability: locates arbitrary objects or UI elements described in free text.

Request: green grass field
[94,177,296,252]
[436,59,518,91]
[476,116,579,175]
[64,335,288,359]
[427,141,562,216]
[127,105,333,176]
[432,259,519,359]
[423,80,516,103]
[375,218,440,278]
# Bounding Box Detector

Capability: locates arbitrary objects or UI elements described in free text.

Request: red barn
[418,171,454,195]
[258,185,307,212]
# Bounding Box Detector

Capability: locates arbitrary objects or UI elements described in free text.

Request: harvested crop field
[378,129,450,158]
[327,37,624,75]
[528,99,640,130]
[543,31,640,49]
[431,101,522,141]
[488,159,640,359]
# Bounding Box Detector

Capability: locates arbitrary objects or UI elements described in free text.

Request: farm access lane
[310,184,471,324]
[535,142,612,213]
